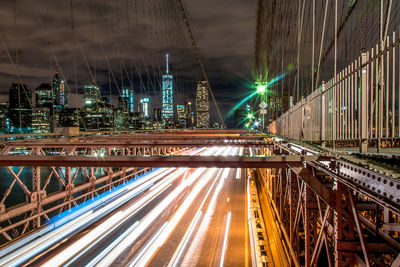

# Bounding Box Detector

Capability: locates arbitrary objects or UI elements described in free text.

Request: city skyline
[0,1,256,127]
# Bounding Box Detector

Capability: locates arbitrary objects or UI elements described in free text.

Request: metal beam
[2,141,274,148]
[0,155,328,168]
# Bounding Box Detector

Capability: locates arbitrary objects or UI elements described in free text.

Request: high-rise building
[0,102,9,132]
[35,83,52,109]
[162,54,173,122]
[196,80,210,128]
[176,104,186,128]
[32,108,51,133]
[122,88,134,113]
[8,83,32,132]
[184,101,195,128]
[113,108,129,130]
[154,107,162,122]
[141,97,150,118]
[59,108,80,127]
[83,84,101,110]
[52,72,67,107]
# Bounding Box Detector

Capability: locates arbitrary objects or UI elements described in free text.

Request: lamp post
[255,82,267,131]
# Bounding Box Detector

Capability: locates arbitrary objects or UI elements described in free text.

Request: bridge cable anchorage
[175,0,226,127]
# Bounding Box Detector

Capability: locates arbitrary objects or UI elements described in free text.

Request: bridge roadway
[0,146,254,266]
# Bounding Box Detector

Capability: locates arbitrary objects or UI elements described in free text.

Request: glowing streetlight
[256,84,267,94]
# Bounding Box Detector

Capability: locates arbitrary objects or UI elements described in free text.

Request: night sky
[0,0,257,127]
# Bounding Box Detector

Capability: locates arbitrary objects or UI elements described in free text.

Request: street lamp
[255,82,267,132]
[256,84,266,94]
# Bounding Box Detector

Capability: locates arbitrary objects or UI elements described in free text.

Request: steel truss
[257,142,400,266]
[0,133,271,245]
[0,142,192,244]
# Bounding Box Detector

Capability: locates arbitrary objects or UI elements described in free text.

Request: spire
[166,53,169,75]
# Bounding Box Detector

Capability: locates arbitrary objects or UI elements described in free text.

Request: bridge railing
[270,28,400,152]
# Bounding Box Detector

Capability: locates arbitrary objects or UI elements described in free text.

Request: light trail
[85,221,140,267]
[131,167,220,266]
[220,211,232,267]
[236,168,242,179]
[95,167,209,266]
[0,167,175,266]
[43,168,187,267]
[180,163,226,266]
[168,167,223,267]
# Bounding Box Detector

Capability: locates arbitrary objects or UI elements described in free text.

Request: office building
[60,108,80,127]
[0,103,9,132]
[176,104,186,128]
[141,97,150,118]
[114,108,129,130]
[184,101,195,128]
[8,83,32,132]
[83,84,101,110]
[122,88,134,113]
[52,72,67,107]
[154,107,162,122]
[162,54,173,122]
[196,80,210,128]
[32,108,51,133]
[35,83,53,108]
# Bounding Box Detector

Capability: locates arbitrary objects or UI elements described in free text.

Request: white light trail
[236,168,242,179]
[168,168,222,267]
[168,211,202,267]
[95,167,209,266]
[85,221,140,267]
[181,167,226,266]
[222,168,231,179]
[0,168,174,266]
[131,168,219,266]
[128,222,168,267]
[220,211,232,267]
[44,168,186,267]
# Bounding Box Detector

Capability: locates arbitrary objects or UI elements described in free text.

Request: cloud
[0,0,257,127]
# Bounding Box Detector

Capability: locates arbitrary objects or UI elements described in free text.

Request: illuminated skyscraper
[141,97,150,118]
[35,83,52,109]
[176,104,185,128]
[122,88,134,113]
[196,80,209,128]
[184,101,195,128]
[8,83,32,132]
[162,54,173,122]
[83,84,101,110]
[52,72,67,107]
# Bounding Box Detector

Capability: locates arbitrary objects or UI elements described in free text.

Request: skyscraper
[35,83,52,109]
[176,104,186,128]
[154,107,162,122]
[8,83,32,132]
[32,108,51,133]
[83,84,101,110]
[162,54,173,122]
[141,97,150,118]
[184,101,195,128]
[52,72,67,107]
[196,80,210,128]
[122,88,134,113]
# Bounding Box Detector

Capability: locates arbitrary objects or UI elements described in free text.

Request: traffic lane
[72,168,196,266]
[115,168,212,266]
[192,167,250,266]
[224,168,251,266]
[147,168,223,266]
[25,168,187,266]
[96,167,214,266]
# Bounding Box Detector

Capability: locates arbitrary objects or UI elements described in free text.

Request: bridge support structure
[256,142,400,266]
